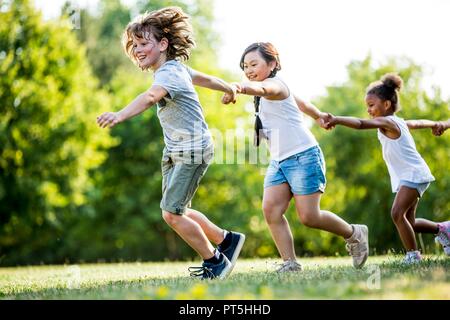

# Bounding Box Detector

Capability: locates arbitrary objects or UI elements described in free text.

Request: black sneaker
[217,231,246,271]
[188,253,232,280]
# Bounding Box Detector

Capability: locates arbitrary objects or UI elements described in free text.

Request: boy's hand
[97,112,121,128]
[221,92,235,104]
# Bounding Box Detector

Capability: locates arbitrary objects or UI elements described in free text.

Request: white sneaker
[403,250,422,264]
[275,259,302,273]
[345,224,369,268]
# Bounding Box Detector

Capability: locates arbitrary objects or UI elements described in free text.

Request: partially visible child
[97,7,245,279]
[404,119,449,136]
[324,73,450,262]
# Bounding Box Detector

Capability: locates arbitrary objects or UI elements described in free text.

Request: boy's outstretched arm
[190,69,236,103]
[97,85,167,128]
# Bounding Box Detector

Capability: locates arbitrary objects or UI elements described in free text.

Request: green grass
[1,255,449,299]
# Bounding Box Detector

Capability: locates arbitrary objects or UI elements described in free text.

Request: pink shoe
[403,250,422,264]
[435,221,450,256]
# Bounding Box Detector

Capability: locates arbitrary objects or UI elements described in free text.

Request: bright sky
[35,0,450,101]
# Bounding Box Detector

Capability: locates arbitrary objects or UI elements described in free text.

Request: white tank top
[259,77,318,161]
[377,115,435,192]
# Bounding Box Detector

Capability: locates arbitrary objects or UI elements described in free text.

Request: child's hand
[321,113,337,130]
[316,112,331,130]
[221,83,239,105]
[432,121,446,136]
[431,121,447,137]
[231,82,242,93]
[221,92,235,104]
[97,112,121,128]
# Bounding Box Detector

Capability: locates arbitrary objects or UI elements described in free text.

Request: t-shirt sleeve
[183,65,195,79]
[152,63,184,99]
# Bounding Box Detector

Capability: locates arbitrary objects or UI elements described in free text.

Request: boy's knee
[162,210,180,226]
[262,202,282,224]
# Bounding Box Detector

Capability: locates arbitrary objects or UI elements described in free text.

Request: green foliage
[70,0,134,87]
[0,0,116,264]
[0,1,448,266]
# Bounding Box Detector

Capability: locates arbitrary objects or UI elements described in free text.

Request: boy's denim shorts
[160,146,214,215]
[264,145,326,195]
[397,180,430,198]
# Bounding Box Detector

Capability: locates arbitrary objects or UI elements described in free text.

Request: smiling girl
[223,42,369,271]
[324,73,450,263]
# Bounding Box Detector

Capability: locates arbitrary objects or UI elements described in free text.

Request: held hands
[318,112,337,130]
[96,112,121,129]
[221,83,240,105]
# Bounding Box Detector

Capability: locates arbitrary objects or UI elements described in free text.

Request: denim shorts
[397,180,430,198]
[264,145,326,195]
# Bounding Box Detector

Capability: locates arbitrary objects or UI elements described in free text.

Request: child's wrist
[316,112,326,120]
[116,111,124,123]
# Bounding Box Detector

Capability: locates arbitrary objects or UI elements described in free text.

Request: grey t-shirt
[153,60,212,153]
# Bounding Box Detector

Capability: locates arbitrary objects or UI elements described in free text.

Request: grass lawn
[1,255,449,300]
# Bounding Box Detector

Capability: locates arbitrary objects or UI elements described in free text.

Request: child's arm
[406,119,450,136]
[405,119,438,130]
[190,69,237,103]
[325,114,400,136]
[294,95,330,129]
[97,85,168,128]
[237,78,287,99]
[294,95,325,120]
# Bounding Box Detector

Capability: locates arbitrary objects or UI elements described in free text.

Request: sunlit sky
[35,0,450,101]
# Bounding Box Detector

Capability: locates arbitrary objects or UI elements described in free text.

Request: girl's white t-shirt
[377,115,435,192]
[259,77,318,161]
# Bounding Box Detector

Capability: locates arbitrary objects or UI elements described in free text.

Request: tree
[0,0,115,265]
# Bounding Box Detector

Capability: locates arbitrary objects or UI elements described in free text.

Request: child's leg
[413,218,439,233]
[162,210,216,260]
[185,209,225,245]
[404,199,440,234]
[391,186,421,251]
[293,192,368,268]
[293,192,353,238]
[262,183,295,261]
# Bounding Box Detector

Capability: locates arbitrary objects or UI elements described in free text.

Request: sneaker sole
[229,234,246,272]
[218,261,233,280]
